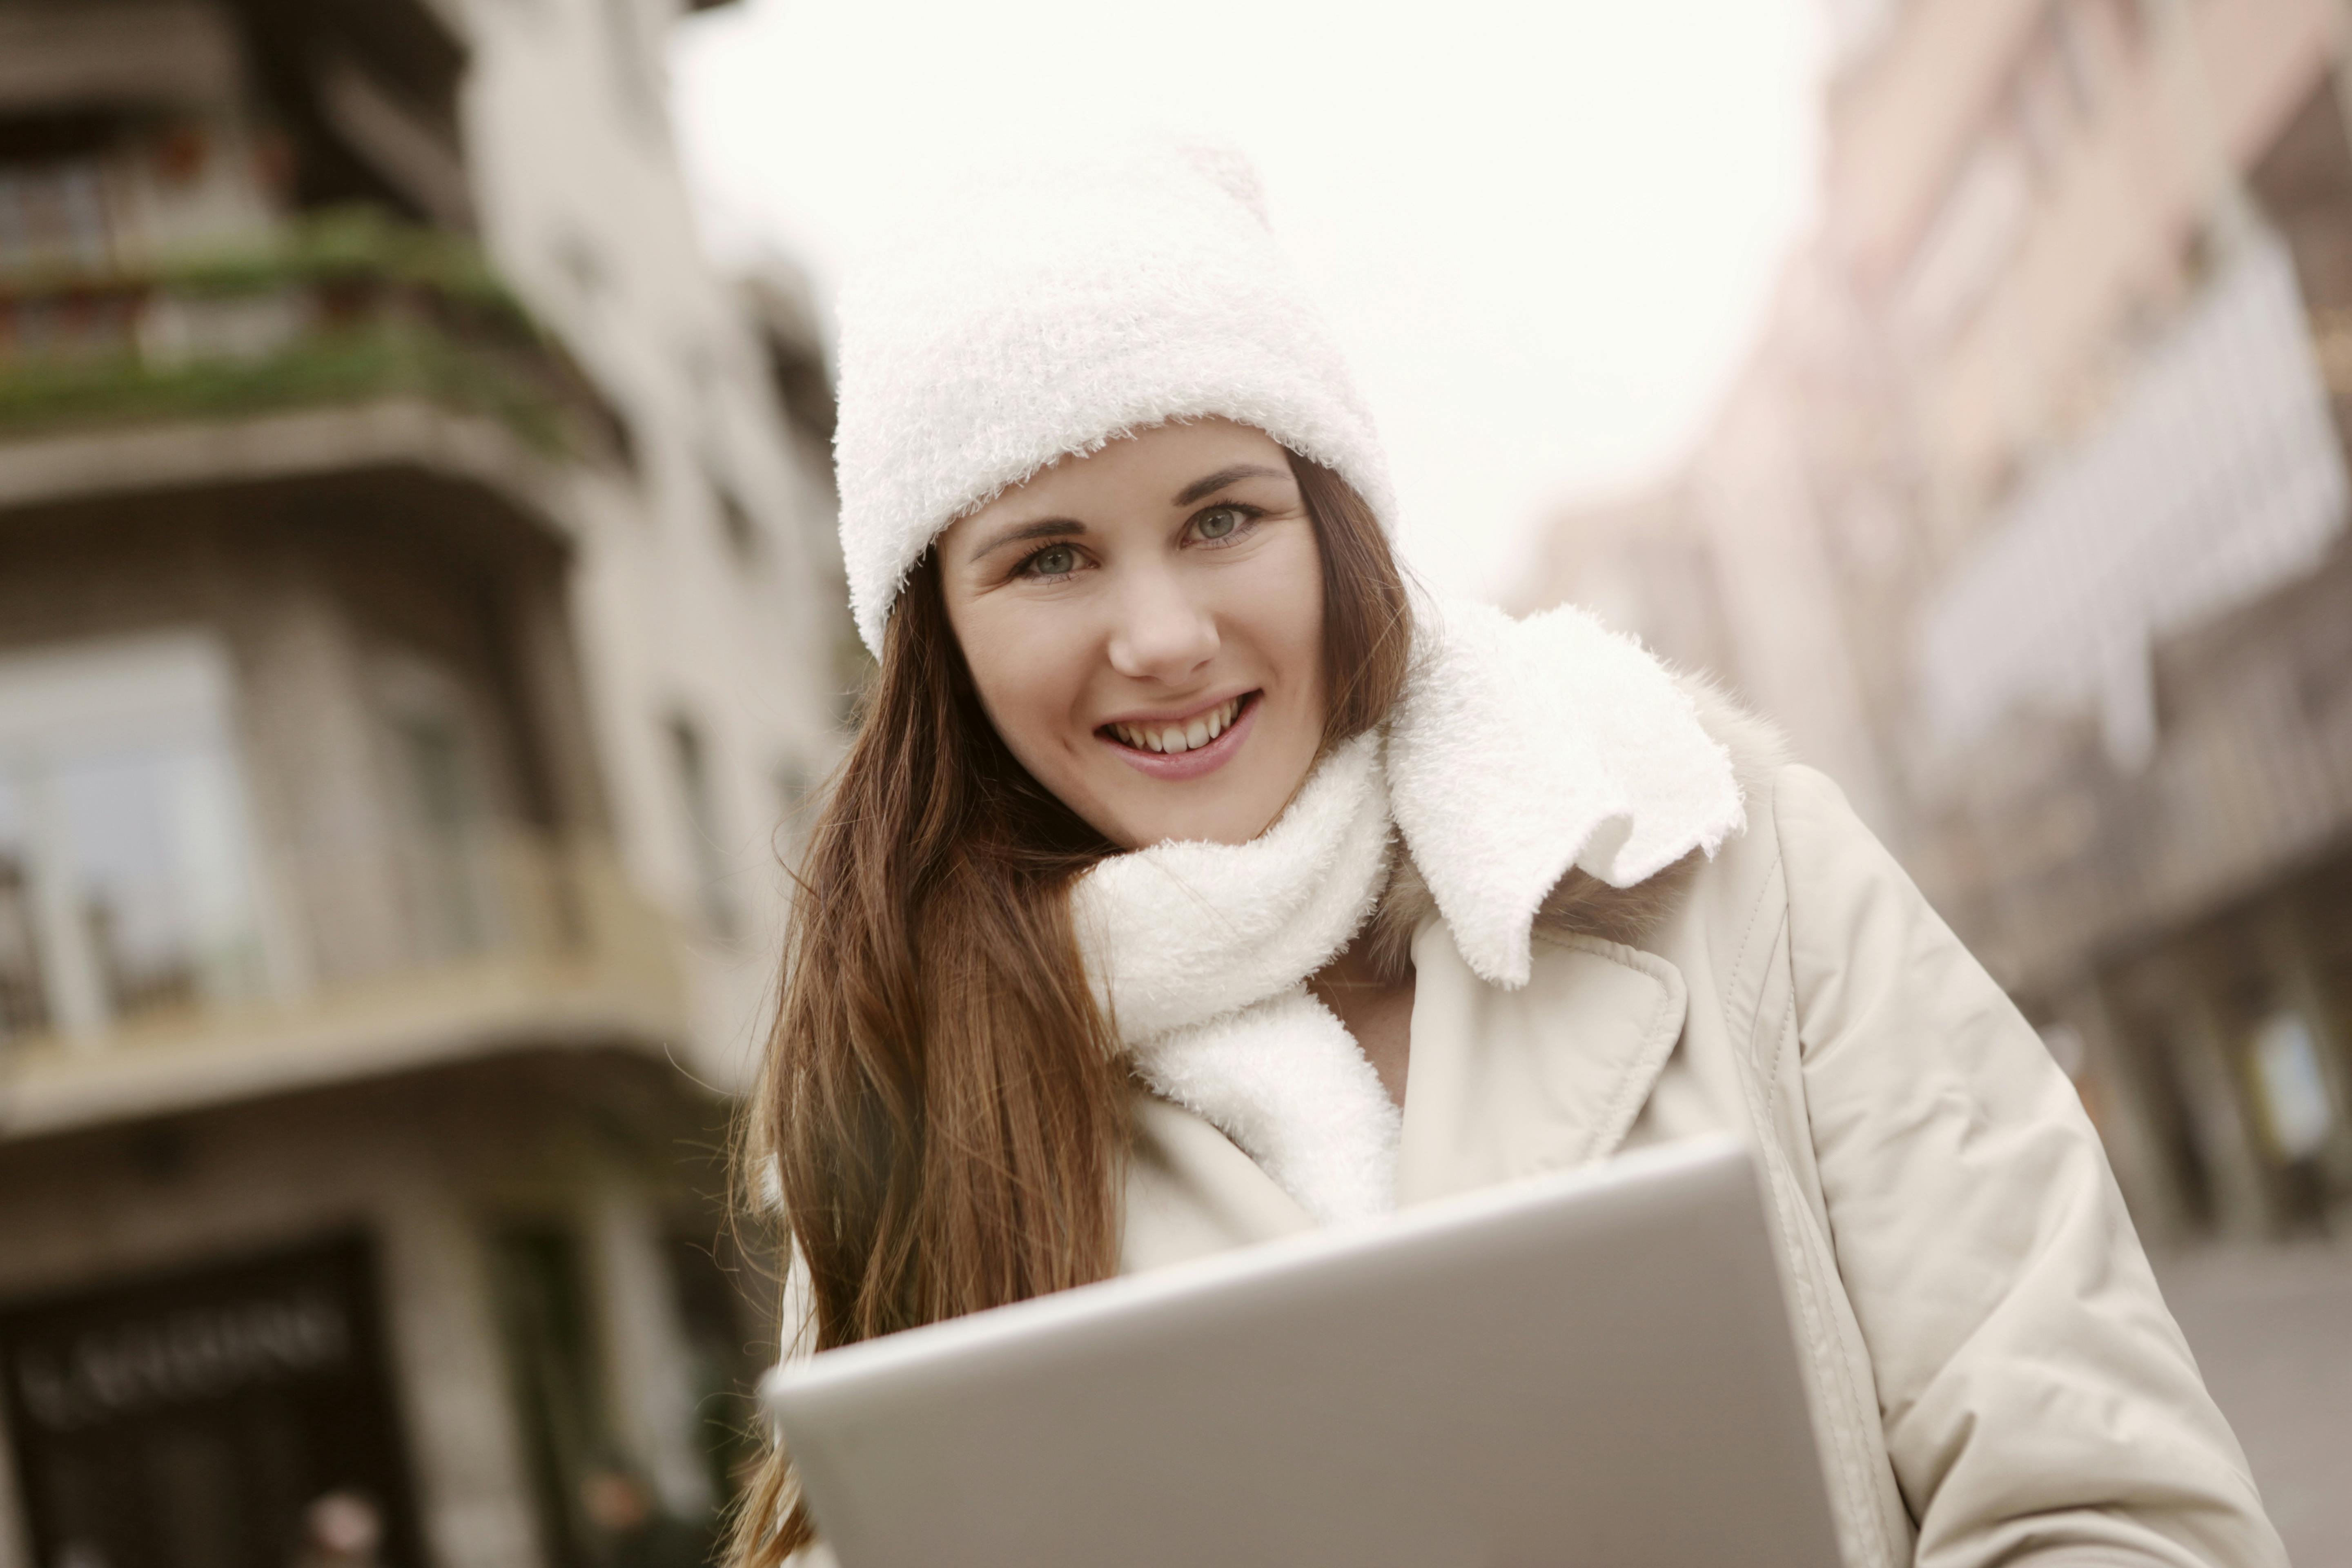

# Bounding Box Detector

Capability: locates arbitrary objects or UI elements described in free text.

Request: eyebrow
[965,517,1083,565]
[964,463,1289,563]
[1173,463,1286,507]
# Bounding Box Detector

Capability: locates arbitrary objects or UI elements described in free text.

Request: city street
[2158,1238,2352,1566]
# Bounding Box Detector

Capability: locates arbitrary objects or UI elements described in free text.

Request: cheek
[1241,533,1327,703]
[954,600,1094,758]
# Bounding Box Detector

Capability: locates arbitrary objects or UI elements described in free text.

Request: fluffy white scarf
[1071,601,1747,1225]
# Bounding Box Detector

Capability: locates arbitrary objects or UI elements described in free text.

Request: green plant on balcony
[0,207,610,457]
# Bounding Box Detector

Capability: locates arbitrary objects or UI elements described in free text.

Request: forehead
[962,419,1294,526]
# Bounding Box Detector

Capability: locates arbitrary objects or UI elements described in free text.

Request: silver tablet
[767,1133,1843,1567]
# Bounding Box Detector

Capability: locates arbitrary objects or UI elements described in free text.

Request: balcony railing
[0,826,689,1139]
[1917,229,2348,772]
[0,208,627,462]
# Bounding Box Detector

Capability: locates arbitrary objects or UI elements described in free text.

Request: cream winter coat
[774,626,2281,1568]
[1118,692,2283,1568]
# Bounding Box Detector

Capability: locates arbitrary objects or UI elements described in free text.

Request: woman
[734,144,2282,1568]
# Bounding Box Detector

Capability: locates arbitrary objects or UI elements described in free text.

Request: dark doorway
[487,1225,603,1568]
[0,1233,420,1568]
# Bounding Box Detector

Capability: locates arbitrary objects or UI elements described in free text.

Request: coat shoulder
[1676,668,1795,807]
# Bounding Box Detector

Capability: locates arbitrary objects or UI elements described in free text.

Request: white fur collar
[1071,729,1393,1040]
[1390,599,1747,987]
[1073,601,1744,1224]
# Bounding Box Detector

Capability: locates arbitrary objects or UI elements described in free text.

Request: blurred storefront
[1521,0,2352,1245]
[0,1,844,1565]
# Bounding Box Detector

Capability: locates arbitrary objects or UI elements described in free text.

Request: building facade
[1523,0,2352,1244]
[0,1,844,1564]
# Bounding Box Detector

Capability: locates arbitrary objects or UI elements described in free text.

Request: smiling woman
[941,422,1336,848]
[732,141,2284,1568]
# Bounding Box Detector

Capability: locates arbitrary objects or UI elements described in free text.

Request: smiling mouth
[1099,693,1257,755]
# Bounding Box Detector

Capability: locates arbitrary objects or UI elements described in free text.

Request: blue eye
[1194,506,1252,541]
[1021,543,1079,578]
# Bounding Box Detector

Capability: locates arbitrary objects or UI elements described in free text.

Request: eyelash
[1007,503,1266,581]
[1190,503,1265,546]
[1010,542,1085,581]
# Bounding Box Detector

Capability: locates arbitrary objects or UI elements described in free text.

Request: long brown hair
[729,452,1412,1564]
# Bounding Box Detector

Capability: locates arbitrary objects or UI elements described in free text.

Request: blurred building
[0,0,845,1565]
[1521,0,2352,1243]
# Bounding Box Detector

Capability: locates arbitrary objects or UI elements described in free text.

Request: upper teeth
[1111,697,1244,755]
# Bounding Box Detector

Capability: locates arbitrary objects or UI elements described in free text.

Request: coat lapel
[1120,1094,1317,1274]
[1395,921,1689,1207]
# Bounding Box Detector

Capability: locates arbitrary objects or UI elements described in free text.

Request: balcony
[1917,231,2346,774]
[0,208,629,527]
[0,826,689,1142]
[1909,232,2352,993]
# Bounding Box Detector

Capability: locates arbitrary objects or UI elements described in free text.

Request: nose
[1105,564,1219,684]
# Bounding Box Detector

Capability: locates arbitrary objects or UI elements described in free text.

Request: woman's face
[938,419,1327,849]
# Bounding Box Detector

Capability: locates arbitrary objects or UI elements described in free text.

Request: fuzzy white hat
[831,140,1398,656]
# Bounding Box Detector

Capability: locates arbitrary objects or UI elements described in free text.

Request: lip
[1096,688,1258,730]
[1097,691,1261,782]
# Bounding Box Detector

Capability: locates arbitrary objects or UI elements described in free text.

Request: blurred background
[0,0,2344,1565]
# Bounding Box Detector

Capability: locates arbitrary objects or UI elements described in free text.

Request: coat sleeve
[766,1250,844,1568]
[1771,766,2284,1568]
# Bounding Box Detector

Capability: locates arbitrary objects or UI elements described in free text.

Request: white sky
[671,0,1826,602]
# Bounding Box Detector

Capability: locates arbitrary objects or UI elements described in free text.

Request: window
[710,472,762,570]
[0,775,47,1038]
[2250,1011,2335,1165]
[666,715,737,939]
[0,158,113,276]
[0,634,269,1041]
[662,1230,760,1510]
[488,1225,607,1568]
[376,653,499,964]
[771,755,827,882]
[392,708,494,959]
[772,758,813,842]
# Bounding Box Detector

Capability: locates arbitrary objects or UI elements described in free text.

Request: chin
[1130,816,1256,849]
[1101,788,1287,849]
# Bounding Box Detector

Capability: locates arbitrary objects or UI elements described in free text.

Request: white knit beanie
[832,140,1399,656]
